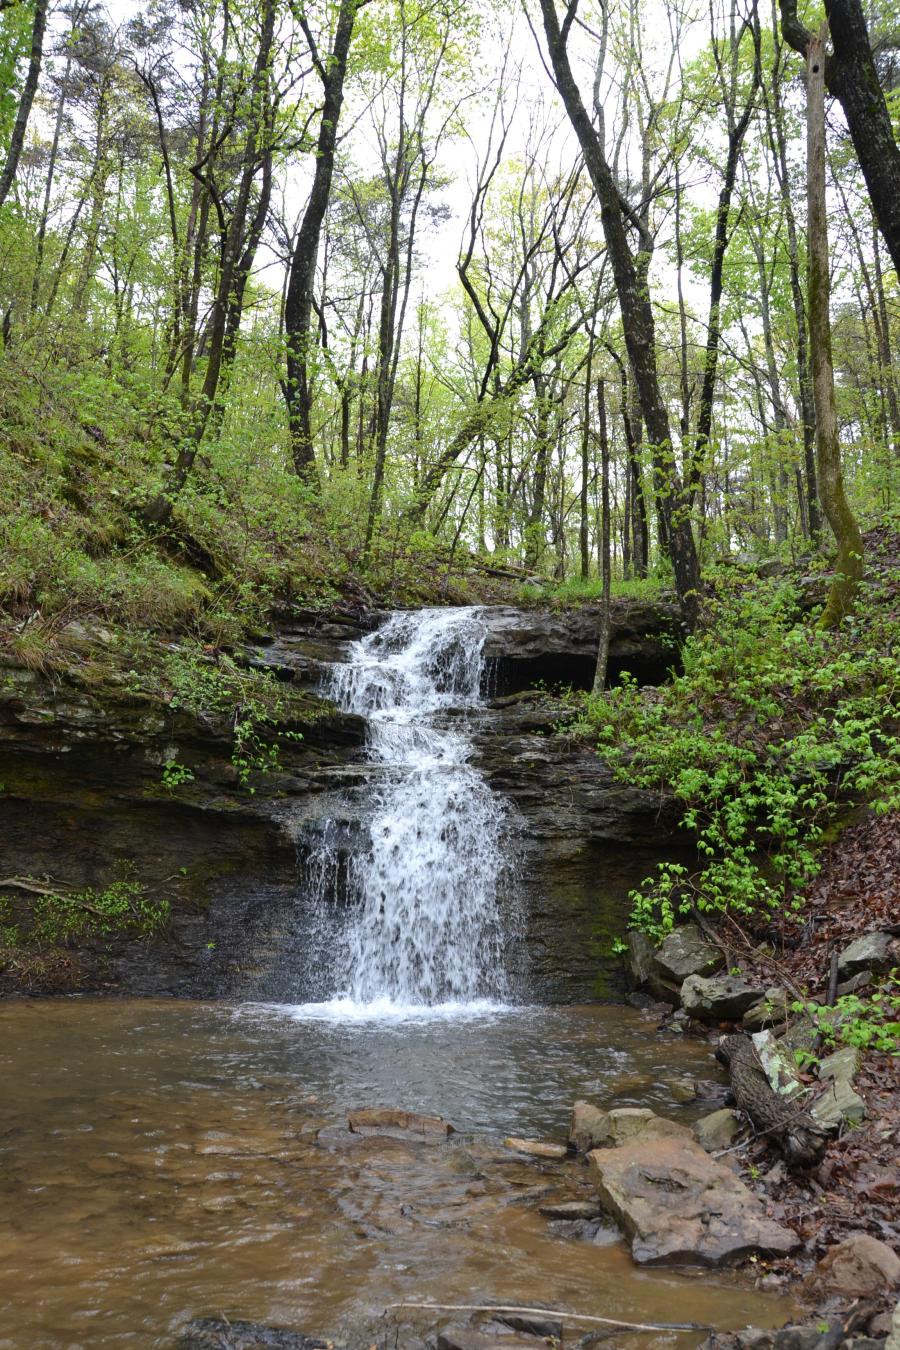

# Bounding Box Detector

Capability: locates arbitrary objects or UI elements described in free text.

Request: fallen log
[716,1034,828,1170]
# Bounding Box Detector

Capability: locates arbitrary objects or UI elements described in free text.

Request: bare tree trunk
[806,27,864,625]
[0,0,48,210]
[537,0,701,628]
[782,0,900,281]
[580,333,594,580]
[593,379,611,693]
[284,0,359,481]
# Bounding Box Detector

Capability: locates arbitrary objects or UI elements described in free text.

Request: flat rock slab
[503,1137,568,1160]
[179,1321,332,1349]
[811,1046,866,1130]
[837,931,896,978]
[589,1121,799,1266]
[347,1108,454,1142]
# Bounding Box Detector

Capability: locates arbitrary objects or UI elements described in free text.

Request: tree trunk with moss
[806,27,864,627]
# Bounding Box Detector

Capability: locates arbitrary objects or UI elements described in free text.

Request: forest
[0,0,897,628]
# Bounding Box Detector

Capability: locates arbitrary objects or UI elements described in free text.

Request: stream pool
[0,999,796,1348]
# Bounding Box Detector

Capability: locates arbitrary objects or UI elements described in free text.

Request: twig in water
[383,1302,712,1334]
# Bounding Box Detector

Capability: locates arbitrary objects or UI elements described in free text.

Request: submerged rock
[681,974,767,1023]
[179,1320,331,1349]
[436,1325,552,1350]
[347,1108,454,1142]
[502,1137,567,1160]
[697,1328,826,1349]
[588,1116,799,1266]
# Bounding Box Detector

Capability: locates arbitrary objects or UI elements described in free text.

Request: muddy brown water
[0,1000,797,1348]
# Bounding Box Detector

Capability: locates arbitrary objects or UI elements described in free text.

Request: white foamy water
[300,607,510,1016]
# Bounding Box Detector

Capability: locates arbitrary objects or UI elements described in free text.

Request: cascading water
[323,606,510,1009]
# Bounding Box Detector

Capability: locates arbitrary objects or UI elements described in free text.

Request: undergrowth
[568,531,900,942]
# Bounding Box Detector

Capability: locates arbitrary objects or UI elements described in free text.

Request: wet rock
[588,1116,799,1266]
[693,1109,742,1152]
[178,1320,331,1349]
[653,924,724,984]
[496,1311,565,1340]
[810,1046,866,1130]
[347,1108,455,1142]
[837,932,896,979]
[697,1328,824,1349]
[538,1198,604,1220]
[571,1105,656,1151]
[694,1079,733,1110]
[570,1101,611,1153]
[667,1077,697,1103]
[502,1137,567,1160]
[436,1325,551,1350]
[816,1233,900,1297]
[681,974,767,1023]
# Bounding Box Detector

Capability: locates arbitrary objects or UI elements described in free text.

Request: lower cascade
[324,606,510,1008]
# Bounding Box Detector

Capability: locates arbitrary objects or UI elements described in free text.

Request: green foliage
[29,876,170,947]
[163,644,301,790]
[571,566,900,939]
[520,575,666,606]
[161,761,195,790]
[792,977,900,1055]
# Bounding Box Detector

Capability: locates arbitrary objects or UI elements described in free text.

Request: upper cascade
[324,607,510,1008]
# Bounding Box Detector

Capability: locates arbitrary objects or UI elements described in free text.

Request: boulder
[653,924,724,983]
[179,1321,330,1349]
[503,1137,567,1160]
[347,1108,454,1142]
[810,1046,866,1130]
[693,1109,742,1152]
[569,1100,610,1153]
[667,1077,697,1103]
[885,1298,900,1350]
[588,1117,799,1266]
[742,988,790,1032]
[570,1104,656,1151]
[681,974,767,1023]
[697,1329,828,1349]
[837,931,896,979]
[816,1233,900,1296]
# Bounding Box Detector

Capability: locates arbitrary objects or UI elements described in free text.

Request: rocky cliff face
[0,602,683,1001]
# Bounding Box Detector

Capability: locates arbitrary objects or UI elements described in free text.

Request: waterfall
[323,606,510,1010]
